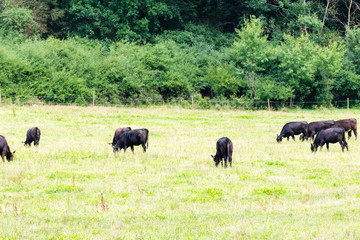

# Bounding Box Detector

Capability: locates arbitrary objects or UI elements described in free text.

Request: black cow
[311,127,348,152]
[23,127,41,146]
[276,121,308,142]
[113,129,149,153]
[299,120,335,141]
[0,136,15,162]
[211,137,233,168]
[108,127,132,147]
[332,118,357,140]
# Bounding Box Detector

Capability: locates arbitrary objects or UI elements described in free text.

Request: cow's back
[117,128,149,146]
[281,121,308,135]
[333,118,357,130]
[113,127,132,146]
[0,135,8,150]
[317,127,345,143]
[216,137,232,157]
[309,120,335,133]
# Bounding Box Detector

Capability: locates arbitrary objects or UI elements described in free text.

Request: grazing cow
[311,127,348,152]
[299,120,335,141]
[276,121,308,142]
[211,137,233,168]
[113,129,149,153]
[0,136,15,162]
[23,127,41,146]
[332,118,357,140]
[108,127,132,147]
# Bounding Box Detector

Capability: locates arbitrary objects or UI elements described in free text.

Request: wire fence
[0,93,359,110]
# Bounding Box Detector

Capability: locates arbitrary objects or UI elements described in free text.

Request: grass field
[0,105,360,239]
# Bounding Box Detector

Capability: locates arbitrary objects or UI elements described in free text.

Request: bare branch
[320,0,330,36]
[348,0,353,27]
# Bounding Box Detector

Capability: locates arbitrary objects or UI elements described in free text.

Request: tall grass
[0,105,359,239]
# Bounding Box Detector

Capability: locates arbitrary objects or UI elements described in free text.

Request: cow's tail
[227,139,233,157]
[36,127,41,139]
[146,131,149,149]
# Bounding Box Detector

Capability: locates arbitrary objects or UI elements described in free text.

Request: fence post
[192,96,194,110]
[347,98,349,111]
[267,99,270,111]
[93,91,95,106]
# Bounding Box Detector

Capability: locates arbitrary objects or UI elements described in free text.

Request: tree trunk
[303,0,308,34]
[348,0,353,27]
[320,0,330,36]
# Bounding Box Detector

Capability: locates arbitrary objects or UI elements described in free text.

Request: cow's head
[310,143,317,152]
[6,150,15,161]
[211,155,221,167]
[112,146,119,153]
[276,134,282,143]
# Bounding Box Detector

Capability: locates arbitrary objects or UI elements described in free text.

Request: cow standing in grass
[0,136,15,162]
[23,127,41,146]
[299,120,335,141]
[113,129,149,153]
[109,127,132,147]
[311,127,348,152]
[276,121,308,142]
[332,118,357,140]
[211,137,233,168]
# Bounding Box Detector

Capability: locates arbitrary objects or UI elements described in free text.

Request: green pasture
[0,105,359,239]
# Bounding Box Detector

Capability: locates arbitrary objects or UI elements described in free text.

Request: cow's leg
[291,135,295,141]
[224,156,228,168]
[131,146,134,153]
[354,128,357,140]
[339,140,344,152]
[326,142,329,151]
[311,133,315,141]
[348,131,352,140]
[1,148,5,162]
[229,155,232,168]
[141,143,146,152]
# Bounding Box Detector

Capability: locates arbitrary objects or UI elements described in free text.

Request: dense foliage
[0,0,360,108]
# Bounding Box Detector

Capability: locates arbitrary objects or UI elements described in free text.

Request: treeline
[1,0,360,42]
[0,1,360,108]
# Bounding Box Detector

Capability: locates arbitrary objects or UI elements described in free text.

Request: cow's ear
[13,151,16,155]
[108,142,112,145]
[210,155,214,159]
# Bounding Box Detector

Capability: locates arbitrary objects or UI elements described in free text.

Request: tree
[0,1,38,36]
[229,17,268,100]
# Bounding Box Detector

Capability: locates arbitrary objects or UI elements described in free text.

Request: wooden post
[0,90,2,106]
[192,96,194,110]
[267,99,270,111]
[93,91,95,106]
[290,97,293,108]
[347,98,349,111]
